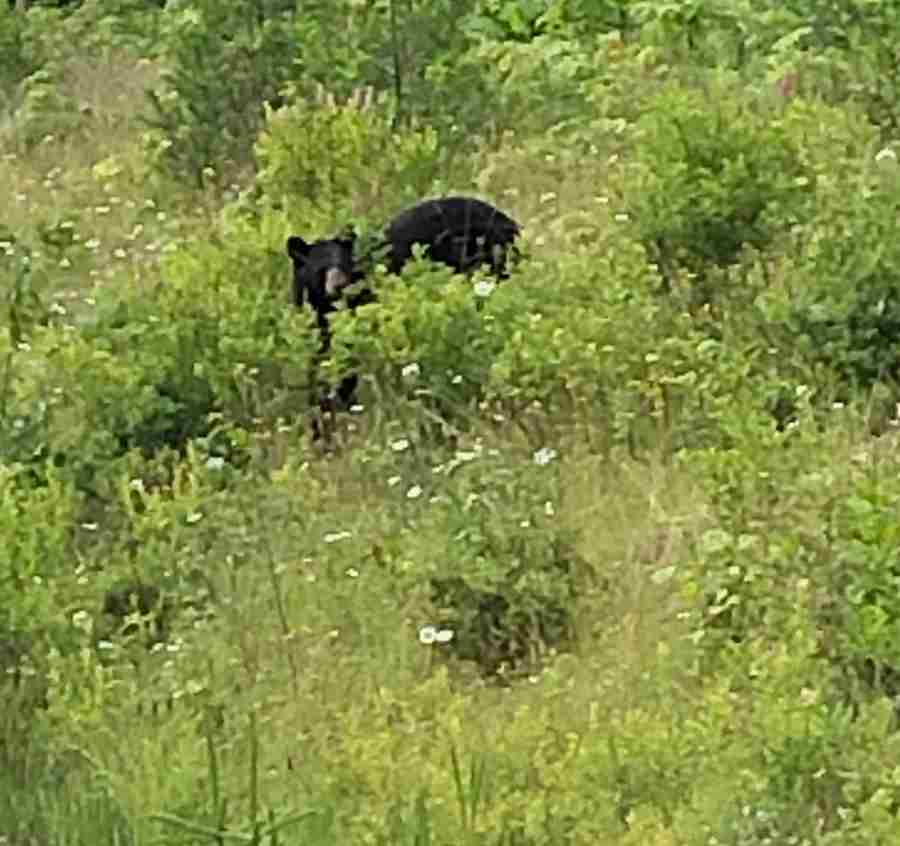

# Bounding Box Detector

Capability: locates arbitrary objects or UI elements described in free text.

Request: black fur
[382,195,521,278]
[286,196,522,433]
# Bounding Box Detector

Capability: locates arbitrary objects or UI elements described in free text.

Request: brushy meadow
[4,0,900,843]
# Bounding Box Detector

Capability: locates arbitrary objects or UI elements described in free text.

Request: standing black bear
[286,195,521,427]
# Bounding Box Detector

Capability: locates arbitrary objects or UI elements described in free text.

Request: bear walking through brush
[286,196,522,431]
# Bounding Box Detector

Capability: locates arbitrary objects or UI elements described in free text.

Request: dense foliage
[4,0,900,843]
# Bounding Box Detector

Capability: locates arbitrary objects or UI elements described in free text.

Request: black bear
[286,196,521,429]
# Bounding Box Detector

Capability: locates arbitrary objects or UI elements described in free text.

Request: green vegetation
[5,0,900,843]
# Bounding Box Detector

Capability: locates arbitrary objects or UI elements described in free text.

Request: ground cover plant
[6,1,900,844]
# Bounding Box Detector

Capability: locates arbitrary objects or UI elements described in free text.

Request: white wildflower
[419,625,454,645]
[323,530,352,544]
[533,446,557,466]
[473,279,496,298]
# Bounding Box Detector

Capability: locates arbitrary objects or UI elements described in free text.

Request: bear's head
[286,233,358,311]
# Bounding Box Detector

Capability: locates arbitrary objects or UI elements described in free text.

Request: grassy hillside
[4,1,900,844]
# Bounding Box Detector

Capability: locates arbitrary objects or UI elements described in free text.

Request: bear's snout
[325,267,352,296]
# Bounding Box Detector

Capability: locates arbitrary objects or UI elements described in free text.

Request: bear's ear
[286,236,310,261]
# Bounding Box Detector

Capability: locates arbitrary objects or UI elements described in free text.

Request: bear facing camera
[286,195,521,313]
[285,195,522,433]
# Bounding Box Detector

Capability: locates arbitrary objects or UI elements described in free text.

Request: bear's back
[383,196,520,275]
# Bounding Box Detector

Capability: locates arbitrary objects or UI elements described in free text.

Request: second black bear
[286,195,521,422]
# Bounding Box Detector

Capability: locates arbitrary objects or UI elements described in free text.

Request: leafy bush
[327,220,778,457]
[482,236,772,456]
[145,0,298,187]
[0,464,79,712]
[0,217,318,496]
[483,243,666,446]
[682,410,900,706]
[775,0,900,137]
[2,0,168,149]
[27,0,168,55]
[284,0,507,148]
[466,0,634,42]
[323,260,505,438]
[0,4,41,102]
[381,440,585,676]
[766,154,900,391]
[254,91,443,234]
[622,79,812,306]
[441,33,600,139]
[821,469,900,699]
[11,62,87,147]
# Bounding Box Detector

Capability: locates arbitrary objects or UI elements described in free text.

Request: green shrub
[0,216,319,496]
[442,33,600,139]
[2,1,164,148]
[483,236,775,456]
[483,244,664,443]
[327,222,779,457]
[681,407,900,705]
[254,92,443,235]
[0,4,41,102]
[323,260,505,438]
[282,0,514,151]
[0,464,80,716]
[8,62,85,147]
[64,0,169,55]
[767,154,900,392]
[466,0,635,42]
[821,470,900,699]
[384,440,586,676]
[765,0,900,137]
[145,0,298,187]
[622,79,812,306]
